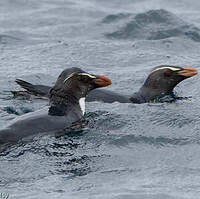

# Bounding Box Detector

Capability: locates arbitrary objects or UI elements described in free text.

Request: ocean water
[1,0,200,198]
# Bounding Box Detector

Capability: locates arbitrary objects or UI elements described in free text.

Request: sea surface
[1,0,200,198]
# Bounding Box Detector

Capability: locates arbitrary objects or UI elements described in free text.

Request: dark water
[1,0,200,198]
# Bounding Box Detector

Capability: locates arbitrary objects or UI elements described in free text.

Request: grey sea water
[1,0,200,198]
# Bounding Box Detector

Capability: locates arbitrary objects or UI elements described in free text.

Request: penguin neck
[48,94,84,116]
[140,86,174,101]
[130,86,175,103]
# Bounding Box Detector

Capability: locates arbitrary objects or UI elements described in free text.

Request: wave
[104,9,200,42]
[0,34,21,45]
[101,13,131,24]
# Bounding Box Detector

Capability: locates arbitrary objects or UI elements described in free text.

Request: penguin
[0,67,112,146]
[12,65,197,103]
[130,65,198,103]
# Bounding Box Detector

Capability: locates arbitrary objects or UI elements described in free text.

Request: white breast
[79,97,85,115]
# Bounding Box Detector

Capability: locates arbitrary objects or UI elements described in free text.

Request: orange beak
[177,67,198,77]
[93,75,112,87]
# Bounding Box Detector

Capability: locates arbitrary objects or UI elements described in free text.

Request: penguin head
[143,65,198,93]
[50,67,112,100]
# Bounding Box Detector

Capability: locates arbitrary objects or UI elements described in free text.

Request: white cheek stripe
[151,67,181,73]
[78,73,96,79]
[63,73,75,83]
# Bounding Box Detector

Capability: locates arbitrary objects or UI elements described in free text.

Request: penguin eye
[164,71,171,77]
[78,75,89,83]
[82,78,89,83]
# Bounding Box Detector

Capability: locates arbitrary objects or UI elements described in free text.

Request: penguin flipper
[15,79,51,97]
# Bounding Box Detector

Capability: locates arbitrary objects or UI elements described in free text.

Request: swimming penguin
[12,65,197,103]
[0,67,112,146]
[130,65,198,103]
